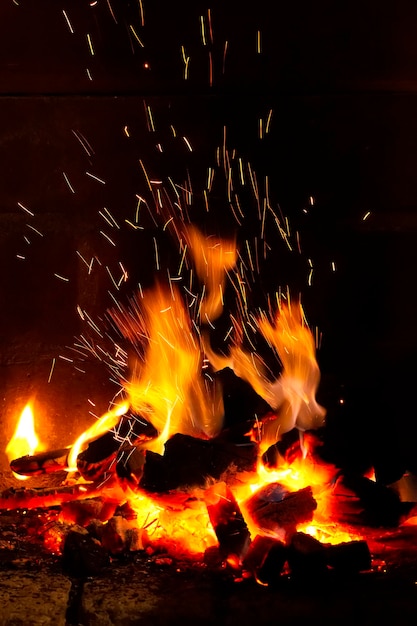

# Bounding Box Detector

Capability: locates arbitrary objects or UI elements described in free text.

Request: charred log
[325,539,372,573]
[10,448,70,477]
[287,532,327,577]
[245,483,317,536]
[139,433,258,492]
[333,472,404,527]
[206,482,251,564]
[242,535,283,575]
[256,541,288,585]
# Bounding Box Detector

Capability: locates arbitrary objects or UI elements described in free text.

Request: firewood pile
[2,368,417,586]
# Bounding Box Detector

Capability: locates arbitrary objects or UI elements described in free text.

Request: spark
[106,0,117,23]
[163,216,174,231]
[256,29,262,54]
[145,103,156,132]
[71,129,94,157]
[266,109,273,134]
[59,355,73,362]
[125,220,143,230]
[139,159,152,192]
[17,202,34,217]
[178,244,187,276]
[245,240,255,272]
[181,46,190,80]
[119,262,129,283]
[182,136,193,152]
[102,206,120,228]
[222,41,228,74]
[153,237,160,270]
[62,10,74,34]
[362,211,371,221]
[100,231,117,246]
[207,8,213,43]
[238,158,245,185]
[331,261,337,272]
[54,273,70,282]
[23,236,30,245]
[106,266,120,290]
[63,172,75,193]
[76,305,85,320]
[208,51,213,86]
[258,118,263,139]
[86,171,106,185]
[309,195,315,206]
[123,126,130,137]
[86,33,95,56]
[16,254,25,260]
[200,15,207,45]
[170,125,177,137]
[296,230,302,254]
[129,24,144,47]
[48,358,56,383]
[139,0,145,25]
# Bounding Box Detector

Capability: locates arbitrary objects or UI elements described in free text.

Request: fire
[6,403,42,480]
[67,400,130,471]
[3,228,362,567]
[111,283,224,454]
[204,301,326,454]
[185,226,237,323]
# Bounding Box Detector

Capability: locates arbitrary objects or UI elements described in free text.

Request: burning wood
[0,235,386,581]
[245,483,317,537]
[206,482,251,565]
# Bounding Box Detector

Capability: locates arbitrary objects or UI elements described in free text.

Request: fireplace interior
[2,1,417,625]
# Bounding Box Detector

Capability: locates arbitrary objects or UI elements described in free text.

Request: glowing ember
[6,404,43,480]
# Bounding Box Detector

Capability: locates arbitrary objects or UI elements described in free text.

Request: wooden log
[206,482,251,565]
[245,483,317,536]
[242,534,283,576]
[256,541,288,585]
[0,479,125,511]
[325,540,372,573]
[9,448,70,476]
[287,532,327,577]
[333,472,403,527]
[140,432,258,493]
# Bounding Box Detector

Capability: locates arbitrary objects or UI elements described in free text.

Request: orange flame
[122,284,224,453]
[204,301,325,454]
[67,400,130,472]
[6,404,42,480]
[186,226,237,323]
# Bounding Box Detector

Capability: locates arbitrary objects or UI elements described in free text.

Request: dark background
[0,0,416,483]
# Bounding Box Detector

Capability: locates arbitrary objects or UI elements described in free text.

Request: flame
[204,301,326,454]
[67,401,130,472]
[186,226,237,323]
[6,404,42,480]
[234,435,360,546]
[117,284,224,453]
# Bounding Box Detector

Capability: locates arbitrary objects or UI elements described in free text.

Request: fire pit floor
[2,511,417,626]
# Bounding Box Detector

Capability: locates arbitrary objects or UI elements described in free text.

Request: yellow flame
[6,404,42,480]
[67,401,130,472]
[123,284,223,453]
[186,226,237,322]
